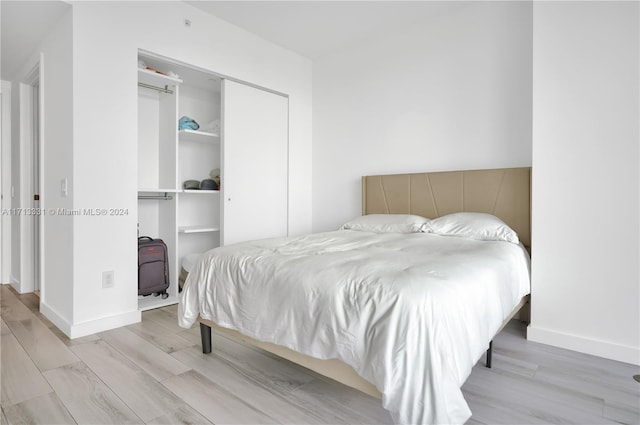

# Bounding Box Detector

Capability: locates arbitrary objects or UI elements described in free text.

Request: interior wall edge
[39,300,73,337]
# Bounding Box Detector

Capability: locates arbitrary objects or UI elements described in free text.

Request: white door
[221,80,288,246]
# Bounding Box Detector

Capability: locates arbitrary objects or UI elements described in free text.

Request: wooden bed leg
[200,323,212,354]
[486,340,493,368]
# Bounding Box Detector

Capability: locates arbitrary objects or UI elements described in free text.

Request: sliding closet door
[221,80,288,246]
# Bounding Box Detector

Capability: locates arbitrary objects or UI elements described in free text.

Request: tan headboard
[362,167,531,249]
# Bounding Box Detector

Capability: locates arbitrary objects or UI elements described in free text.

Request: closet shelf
[138,295,179,311]
[182,189,220,194]
[138,188,179,193]
[179,129,220,143]
[179,225,220,234]
[138,68,182,87]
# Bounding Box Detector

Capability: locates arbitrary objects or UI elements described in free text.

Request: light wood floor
[1,284,638,424]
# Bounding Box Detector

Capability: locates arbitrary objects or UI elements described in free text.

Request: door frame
[18,57,45,295]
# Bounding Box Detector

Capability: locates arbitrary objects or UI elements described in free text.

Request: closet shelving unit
[137,51,222,312]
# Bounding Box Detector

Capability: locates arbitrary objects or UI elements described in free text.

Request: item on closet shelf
[138,59,178,78]
[178,116,200,131]
[209,168,221,186]
[200,119,220,134]
[183,180,200,190]
[146,66,168,76]
[200,179,218,191]
[179,253,202,291]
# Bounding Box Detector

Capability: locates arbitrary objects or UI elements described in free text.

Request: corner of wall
[41,298,141,339]
[39,300,73,336]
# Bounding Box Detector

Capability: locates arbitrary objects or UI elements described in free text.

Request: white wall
[1,80,12,284]
[39,10,75,331]
[312,1,533,231]
[65,1,312,336]
[6,8,74,334]
[529,1,639,365]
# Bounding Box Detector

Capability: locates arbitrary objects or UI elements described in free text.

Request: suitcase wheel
[153,292,169,300]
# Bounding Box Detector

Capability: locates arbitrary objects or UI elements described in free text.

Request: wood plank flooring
[1,284,638,424]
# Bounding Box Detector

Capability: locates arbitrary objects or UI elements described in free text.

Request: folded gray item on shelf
[200,179,218,190]
[183,180,200,189]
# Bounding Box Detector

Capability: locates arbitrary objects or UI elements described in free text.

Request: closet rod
[138,82,173,94]
[138,193,173,201]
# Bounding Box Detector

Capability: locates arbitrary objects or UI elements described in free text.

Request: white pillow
[340,214,429,234]
[423,212,519,244]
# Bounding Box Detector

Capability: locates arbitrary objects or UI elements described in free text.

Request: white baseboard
[68,309,141,339]
[527,324,639,365]
[8,275,34,294]
[40,301,141,339]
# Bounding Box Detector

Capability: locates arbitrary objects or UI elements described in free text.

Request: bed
[178,167,531,424]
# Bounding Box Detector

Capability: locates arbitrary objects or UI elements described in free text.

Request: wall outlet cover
[102,270,114,288]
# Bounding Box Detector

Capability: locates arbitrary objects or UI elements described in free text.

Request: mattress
[178,229,531,424]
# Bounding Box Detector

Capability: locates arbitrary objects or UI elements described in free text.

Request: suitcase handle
[138,236,154,241]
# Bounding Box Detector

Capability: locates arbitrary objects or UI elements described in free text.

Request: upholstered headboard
[362,167,531,249]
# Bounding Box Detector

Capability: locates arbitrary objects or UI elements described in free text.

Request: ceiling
[1,1,459,80]
[1,0,70,80]
[187,1,461,59]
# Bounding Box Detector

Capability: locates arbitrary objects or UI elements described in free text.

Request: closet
[137,51,288,311]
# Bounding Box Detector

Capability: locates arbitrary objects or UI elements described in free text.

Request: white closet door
[222,80,288,246]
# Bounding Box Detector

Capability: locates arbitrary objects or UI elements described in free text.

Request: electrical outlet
[102,270,114,289]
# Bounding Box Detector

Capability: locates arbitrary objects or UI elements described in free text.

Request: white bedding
[178,230,531,424]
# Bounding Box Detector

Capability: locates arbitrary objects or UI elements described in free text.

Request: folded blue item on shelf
[178,116,200,131]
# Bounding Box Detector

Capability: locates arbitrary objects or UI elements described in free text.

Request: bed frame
[199,166,532,399]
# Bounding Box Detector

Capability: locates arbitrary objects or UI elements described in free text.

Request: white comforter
[178,230,530,424]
